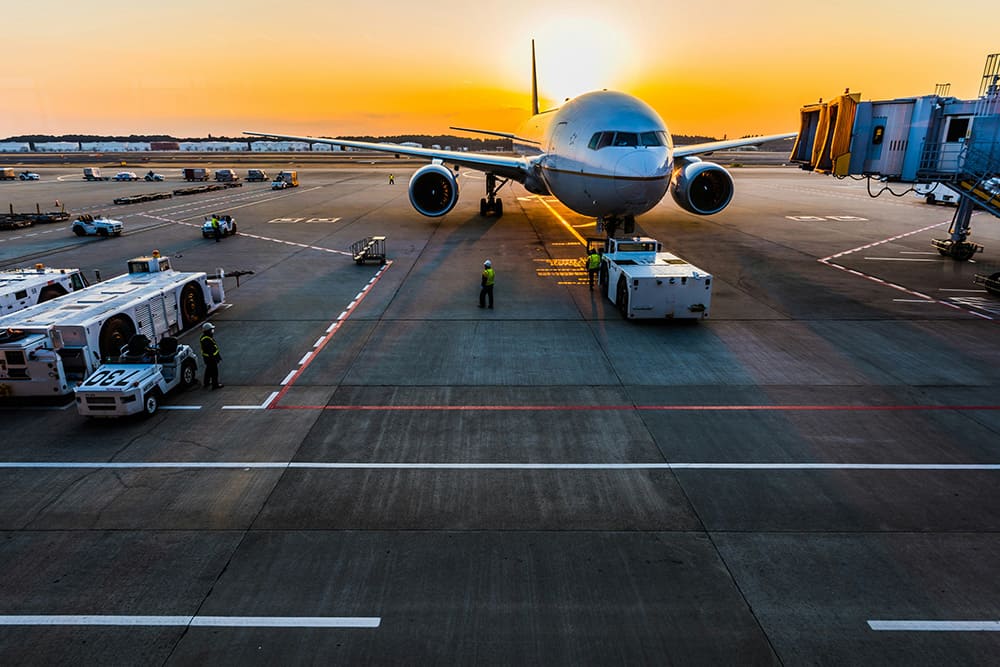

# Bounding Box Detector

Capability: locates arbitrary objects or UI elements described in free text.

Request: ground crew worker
[200,322,223,389]
[211,215,221,242]
[479,259,495,309]
[585,247,601,290]
[389,174,395,185]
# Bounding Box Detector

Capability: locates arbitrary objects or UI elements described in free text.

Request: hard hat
[202,322,215,331]
[484,260,491,267]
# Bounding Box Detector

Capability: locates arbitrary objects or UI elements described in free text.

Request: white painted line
[893,299,934,303]
[1,462,999,471]
[863,257,940,262]
[298,352,312,366]
[160,406,202,411]
[868,620,1000,632]
[939,288,988,293]
[355,292,365,301]
[347,301,357,310]
[899,251,938,255]
[280,371,298,386]
[223,391,282,410]
[0,615,380,628]
[336,312,348,321]
[261,391,279,409]
[313,337,325,348]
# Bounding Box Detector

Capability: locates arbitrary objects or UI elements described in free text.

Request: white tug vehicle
[75,333,199,417]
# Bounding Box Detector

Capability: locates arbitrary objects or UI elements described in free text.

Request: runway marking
[222,391,278,411]
[535,196,587,246]
[160,406,202,411]
[271,403,1000,412]
[0,462,998,471]
[0,615,380,628]
[818,218,995,321]
[893,299,936,303]
[939,288,988,292]
[864,257,940,262]
[868,620,1000,632]
[248,261,394,410]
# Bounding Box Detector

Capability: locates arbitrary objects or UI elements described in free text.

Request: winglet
[531,40,539,116]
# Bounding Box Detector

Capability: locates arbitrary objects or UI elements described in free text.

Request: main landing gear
[596,214,635,238]
[479,172,508,217]
[932,198,983,261]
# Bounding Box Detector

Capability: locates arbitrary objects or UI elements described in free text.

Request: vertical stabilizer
[531,40,539,116]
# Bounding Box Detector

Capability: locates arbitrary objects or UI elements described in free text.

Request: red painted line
[268,261,393,408]
[270,404,1000,412]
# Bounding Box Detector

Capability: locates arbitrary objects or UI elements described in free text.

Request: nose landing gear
[596,214,635,238]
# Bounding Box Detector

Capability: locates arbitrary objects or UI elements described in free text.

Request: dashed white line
[1,462,998,471]
[868,620,1000,632]
[280,371,298,386]
[0,615,380,628]
[298,352,312,366]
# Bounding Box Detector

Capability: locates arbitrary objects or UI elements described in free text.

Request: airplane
[247,42,795,237]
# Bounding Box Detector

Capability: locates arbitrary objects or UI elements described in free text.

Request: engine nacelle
[408,164,459,217]
[670,157,734,215]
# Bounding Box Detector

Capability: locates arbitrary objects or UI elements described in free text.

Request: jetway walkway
[791,54,1000,261]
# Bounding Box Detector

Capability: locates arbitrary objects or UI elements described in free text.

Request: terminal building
[791,54,1000,261]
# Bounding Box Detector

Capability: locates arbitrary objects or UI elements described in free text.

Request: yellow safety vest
[587,253,601,270]
[482,268,495,286]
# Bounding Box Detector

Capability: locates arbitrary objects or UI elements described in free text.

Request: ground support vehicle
[19,172,39,181]
[351,236,387,265]
[114,172,139,181]
[246,169,268,182]
[0,168,16,180]
[202,215,237,239]
[182,168,213,182]
[215,169,240,182]
[1,266,88,315]
[0,253,224,400]
[114,192,173,205]
[914,182,959,205]
[596,236,712,320]
[974,272,1000,298]
[144,171,164,182]
[83,168,110,181]
[74,335,198,417]
[271,170,298,189]
[71,214,123,237]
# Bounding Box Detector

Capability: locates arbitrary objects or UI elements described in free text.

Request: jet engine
[408,164,459,217]
[670,157,734,215]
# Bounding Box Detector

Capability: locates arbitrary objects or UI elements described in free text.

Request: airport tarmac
[1,163,999,664]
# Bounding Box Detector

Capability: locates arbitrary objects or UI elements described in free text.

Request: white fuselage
[514,91,673,217]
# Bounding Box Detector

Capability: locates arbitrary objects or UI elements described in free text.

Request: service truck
[271,170,298,189]
[74,334,199,417]
[0,253,223,400]
[182,167,213,182]
[82,167,110,181]
[597,236,712,320]
[2,168,19,180]
[215,168,240,182]
[1,265,88,316]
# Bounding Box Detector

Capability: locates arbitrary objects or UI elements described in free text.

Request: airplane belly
[615,151,669,212]
[546,170,618,217]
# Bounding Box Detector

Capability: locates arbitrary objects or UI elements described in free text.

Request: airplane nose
[615,150,665,205]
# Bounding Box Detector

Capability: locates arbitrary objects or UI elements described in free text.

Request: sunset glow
[3,0,997,139]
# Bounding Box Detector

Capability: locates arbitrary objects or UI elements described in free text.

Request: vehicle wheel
[615,276,629,317]
[480,198,487,216]
[98,315,135,359]
[98,228,109,237]
[180,282,207,329]
[495,199,503,217]
[599,262,608,290]
[231,223,237,235]
[38,285,68,303]
[142,390,161,417]
[181,360,198,388]
[926,194,936,205]
[73,225,86,236]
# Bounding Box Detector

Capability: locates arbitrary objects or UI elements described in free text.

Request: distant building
[179,141,249,152]
[34,142,80,152]
[80,141,150,152]
[0,142,31,152]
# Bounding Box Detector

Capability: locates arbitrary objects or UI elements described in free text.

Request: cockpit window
[588,130,667,150]
[613,132,637,147]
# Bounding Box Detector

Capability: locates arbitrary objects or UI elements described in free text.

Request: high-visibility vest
[482,268,495,286]
[587,253,601,270]
[200,334,219,359]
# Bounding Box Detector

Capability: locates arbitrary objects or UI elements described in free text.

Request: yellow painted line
[535,196,587,246]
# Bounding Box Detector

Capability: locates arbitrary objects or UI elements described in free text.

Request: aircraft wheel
[480,198,487,216]
[495,199,503,217]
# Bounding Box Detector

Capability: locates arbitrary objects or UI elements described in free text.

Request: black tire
[926,194,936,205]
[142,390,161,417]
[495,199,503,217]
[231,222,237,235]
[599,261,608,291]
[180,360,198,388]
[480,198,487,216]
[98,228,109,237]
[72,225,87,237]
[38,285,67,303]
[615,276,629,318]
[180,282,207,329]
[951,244,975,262]
[98,315,135,359]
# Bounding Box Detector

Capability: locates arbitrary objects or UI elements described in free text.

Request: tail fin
[531,40,539,116]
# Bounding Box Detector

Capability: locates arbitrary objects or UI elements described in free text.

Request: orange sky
[3,1,997,139]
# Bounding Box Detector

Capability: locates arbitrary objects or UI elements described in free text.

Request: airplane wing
[244,131,533,182]
[673,132,797,159]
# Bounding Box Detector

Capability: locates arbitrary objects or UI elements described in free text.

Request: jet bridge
[791,54,1000,261]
